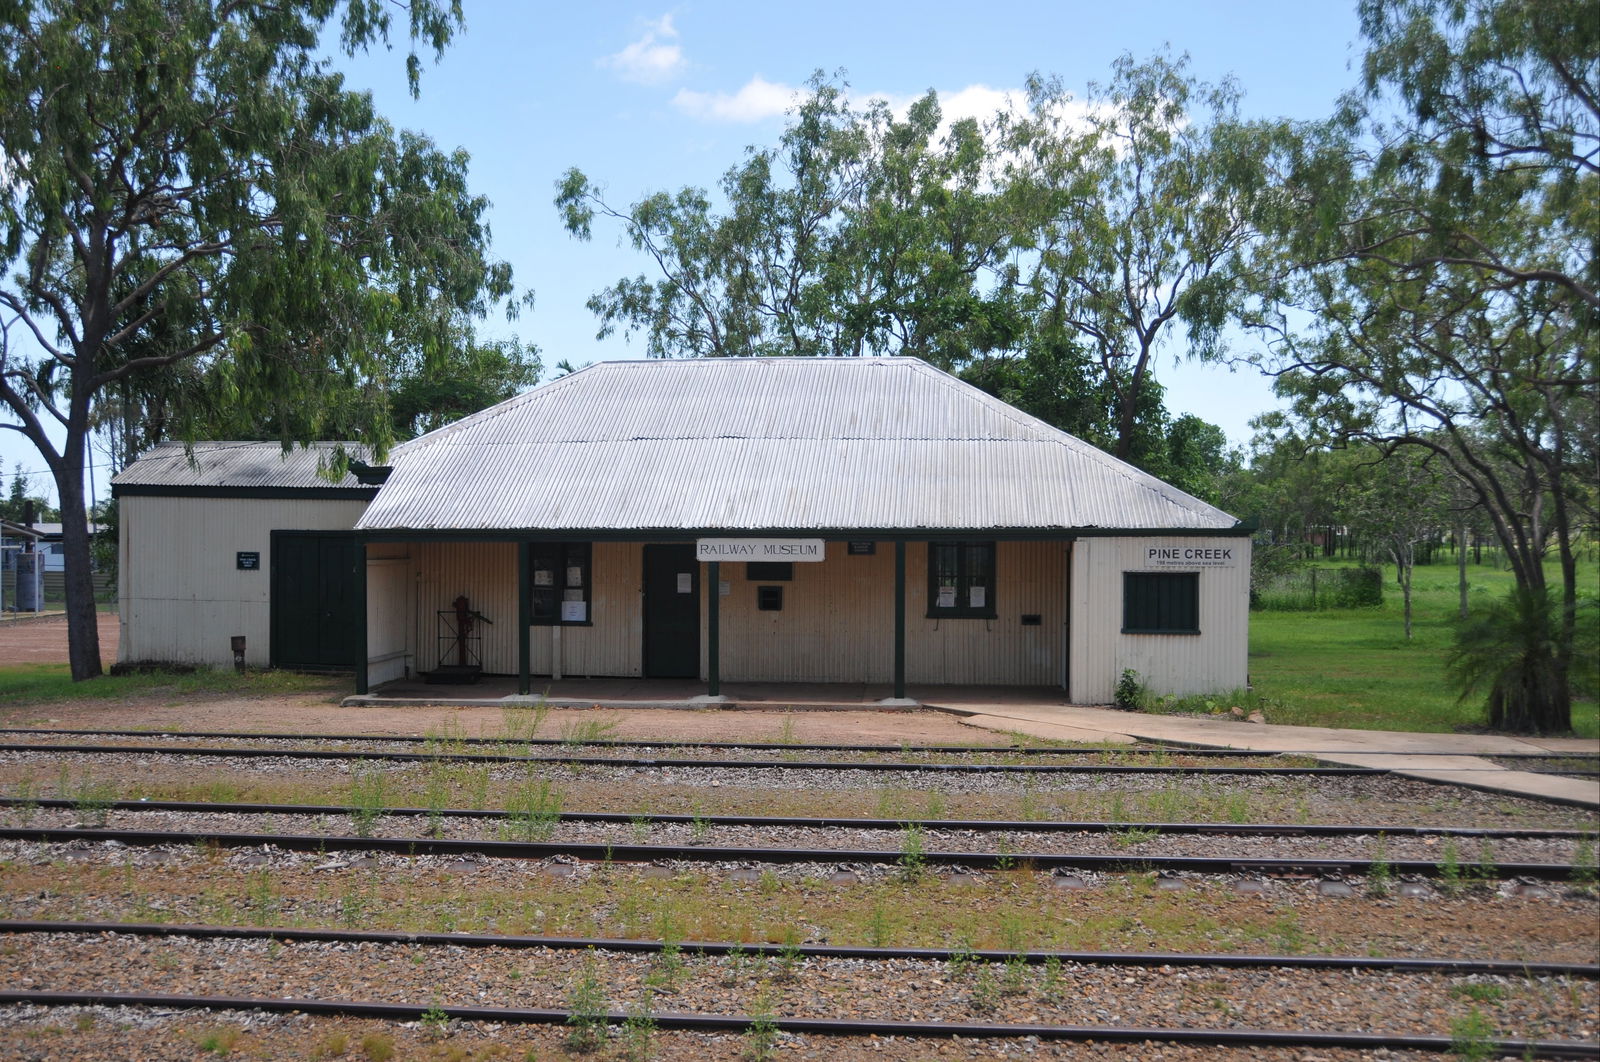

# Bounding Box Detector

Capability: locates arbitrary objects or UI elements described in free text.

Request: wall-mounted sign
[236,552,260,571]
[696,538,825,562]
[846,541,876,555]
[1144,545,1239,568]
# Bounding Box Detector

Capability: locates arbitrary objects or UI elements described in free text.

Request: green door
[271,532,361,669]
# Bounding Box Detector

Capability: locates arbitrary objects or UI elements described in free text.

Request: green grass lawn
[0,663,345,709]
[1237,552,1597,738]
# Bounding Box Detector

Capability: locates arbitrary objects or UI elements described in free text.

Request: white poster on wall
[937,586,956,608]
[561,600,587,622]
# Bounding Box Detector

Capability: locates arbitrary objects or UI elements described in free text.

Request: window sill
[927,611,998,621]
[1120,627,1201,635]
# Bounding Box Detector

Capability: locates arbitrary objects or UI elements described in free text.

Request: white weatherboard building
[113,358,1251,703]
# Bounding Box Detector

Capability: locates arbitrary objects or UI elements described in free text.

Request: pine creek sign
[696,539,826,562]
[1144,545,1239,567]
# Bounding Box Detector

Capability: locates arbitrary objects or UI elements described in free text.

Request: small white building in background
[113,358,1251,703]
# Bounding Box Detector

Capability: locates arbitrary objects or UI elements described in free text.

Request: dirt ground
[0,611,119,667]
[0,612,998,744]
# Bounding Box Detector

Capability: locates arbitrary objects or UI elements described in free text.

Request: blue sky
[5,1,1367,505]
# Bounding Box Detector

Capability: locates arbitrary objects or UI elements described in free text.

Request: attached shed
[354,357,1251,702]
[111,441,378,669]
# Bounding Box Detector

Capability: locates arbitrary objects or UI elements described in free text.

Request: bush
[1252,566,1382,611]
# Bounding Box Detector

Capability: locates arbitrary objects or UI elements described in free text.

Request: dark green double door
[271,532,361,670]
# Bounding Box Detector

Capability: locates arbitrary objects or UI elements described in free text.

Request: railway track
[2,726,1595,1059]
[1,924,1595,1058]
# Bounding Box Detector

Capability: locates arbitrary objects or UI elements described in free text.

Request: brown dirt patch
[0,612,118,667]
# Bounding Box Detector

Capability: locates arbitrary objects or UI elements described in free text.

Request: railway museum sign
[696,538,826,562]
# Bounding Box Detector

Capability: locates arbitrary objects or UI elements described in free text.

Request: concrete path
[347,677,1598,810]
[932,700,1600,810]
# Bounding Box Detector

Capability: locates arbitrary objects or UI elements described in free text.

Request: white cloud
[599,15,686,85]
[671,76,798,123]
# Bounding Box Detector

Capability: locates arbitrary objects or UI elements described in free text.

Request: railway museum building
[112,357,1251,703]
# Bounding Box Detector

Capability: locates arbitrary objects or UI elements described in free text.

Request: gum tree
[0,0,513,680]
[1254,0,1597,731]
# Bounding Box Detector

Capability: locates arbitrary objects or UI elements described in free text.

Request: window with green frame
[927,541,996,618]
[1122,571,1199,634]
[530,542,592,625]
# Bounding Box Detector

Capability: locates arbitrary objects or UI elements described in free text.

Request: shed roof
[357,358,1240,535]
[112,441,374,493]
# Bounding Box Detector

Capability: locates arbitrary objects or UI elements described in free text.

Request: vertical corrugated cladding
[904,540,1066,686]
[365,544,411,685]
[717,543,895,682]
[406,539,644,679]
[537,541,643,678]
[409,541,517,673]
[1069,536,1251,703]
[118,496,368,667]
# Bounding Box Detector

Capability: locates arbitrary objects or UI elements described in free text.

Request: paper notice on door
[937,586,956,608]
[969,586,985,608]
[676,572,692,593]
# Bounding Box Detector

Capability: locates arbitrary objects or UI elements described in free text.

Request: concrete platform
[344,677,1600,809]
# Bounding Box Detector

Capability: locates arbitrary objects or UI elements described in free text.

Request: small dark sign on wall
[236,551,261,571]
[846,541,876,555]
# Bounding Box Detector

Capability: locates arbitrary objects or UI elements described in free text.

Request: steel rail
[3,796,1588,840]
[0,990,1594,1058]
[0,741,1382,775]
[1,726,1590,762]
[0,825,1580,879]
[3,919,1595,978]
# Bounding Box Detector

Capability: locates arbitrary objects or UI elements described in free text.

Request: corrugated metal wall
[406,541,518,674]
[1068,537,1251,703]
[366,555,410,685]
[711,541,1066,686]
[528,542,642,678]
[118,496,369,667]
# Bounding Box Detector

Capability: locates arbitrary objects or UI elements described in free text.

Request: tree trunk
[53,458,103,681]
[1455,520,1468,620]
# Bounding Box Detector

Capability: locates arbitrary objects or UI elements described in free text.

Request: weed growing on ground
[775,936,803,982]
[1571,835,1598,895]
[562,715,620,746]
[1439,837,1465,896]
[56,767,116,827]
[347,768,387,838]
[1449,1005,1497,1061]
[359,1032,395,1061]
[1450,981,1507,1005]
[743,1000,779,1062]
[865,902,892,947]
[501,774,563,842]
[1475,841,1499,890]
[1041,954,1064,1000]
[501,701,551,745]
[1001,954,1029,996]
[195,1025,241,1055]
[619,989,656,1061]
[419,999,450,1039]
[565,955,609,1053]
[1111,826,1160,847]
[1367,835,1392,897]
[923,789,946,820]
[310,1030,348,1059]
[897,823,925,881]
[9,776,40,826]
[969,964,999,1013]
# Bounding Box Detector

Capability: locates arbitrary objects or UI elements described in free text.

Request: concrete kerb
[930,703,1600,810]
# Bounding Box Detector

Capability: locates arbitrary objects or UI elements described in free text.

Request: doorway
[642,543,699,678]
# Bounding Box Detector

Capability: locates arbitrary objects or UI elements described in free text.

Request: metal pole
[894,541,906,700]
[354,541,368,695]
[707,560,720,697]
[517,541,532,696]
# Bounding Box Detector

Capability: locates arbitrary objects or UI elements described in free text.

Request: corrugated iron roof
[359,358,1240,534]
[112,441,373,490]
